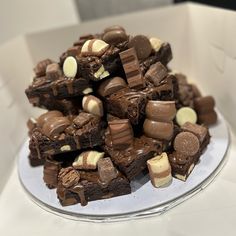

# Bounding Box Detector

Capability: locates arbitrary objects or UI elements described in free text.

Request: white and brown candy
[108,119,134,149]
[147,152,172,188]
[82,95,104,117]
[81,39,109,57]
[72,150,104,170]
[143,100,176,140]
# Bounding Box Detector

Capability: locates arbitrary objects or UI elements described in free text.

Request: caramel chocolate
[147,152,172,188]
[58,167,80,188]
[144,62,168,86]
[145,100,176,122]
[42,116,71,138]
[119,48,145,89]
[97,157,118,184]
[98,77,127,97]
[174,132,200,156]
[73,112,94,128]
[37,110,63,128]
[108,119,133,149]
[143,119,174,140]
[128,35,152,60]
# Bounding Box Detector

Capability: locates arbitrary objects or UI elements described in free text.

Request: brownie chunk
[57,167,131,206]
[104,133,163,180]
[29,112,105,158]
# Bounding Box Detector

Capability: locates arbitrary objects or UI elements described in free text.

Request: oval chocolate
[128,35,152,60]
[143,119,174,140]
[37,110,63,128]
[174,132,200,156]
[194,96,215,113]
[145,101,176,122]
[103,30,128,45]
[104,25,126,33]
[42,117,71,138]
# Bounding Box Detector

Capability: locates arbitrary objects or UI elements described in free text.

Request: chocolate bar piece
[104,133,163,180]
[25,76,92,101]
[169,123,210,181]
[57,167,131,206]
[29,112,105,158]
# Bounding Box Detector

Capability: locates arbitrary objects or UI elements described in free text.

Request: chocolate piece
[174,132,200,156]
[42,117,71,138]
[97,157,118,184]
[147,152,172,188]
[73,112,94,128]
[143,119,174,140]
[43,157,62,188]
[145,100,176,122]
[67,46,81,57]
[97,77,127,97]
[103,29,128,45]
[29,112,105,157]
[128,35,152,60]
[57,168,131,206]
[104,25,126,33]
[63,56,78,78]
[34,59,52,77]
[72,151,104,170]
[176,107,197,126]
[37,110,63,128]
[27,118,37,136]
[82,95,104,117]
[144,62,168,86]
[25,76,91,100]
[46,63,62,80]
[182,122,207,143]
[194,96,217,125]
[104,134,163,180]
[119,48,145,89]
[58,167,80,188]
[81,39,109,57]
[191,84,202,98]
[149,37,163,52]
[108,119,133,149]
[106,89,147,125]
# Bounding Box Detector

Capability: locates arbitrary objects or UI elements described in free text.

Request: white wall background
[0,0,80,44]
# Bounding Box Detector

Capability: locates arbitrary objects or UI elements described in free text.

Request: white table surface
[1,4,236,236]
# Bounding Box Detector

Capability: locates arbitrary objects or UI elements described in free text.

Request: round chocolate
[176,107,197,126]
[143,119,174,140]
[98,77,127,97]
[37,111,63,128]
[145,100,176,122]
[198,111,217,125]
[104,25,126,33]
[103,30,128,45]
[42,117,71,138]
[194,96,215,113]
[174,132,200,156]
[128,35,152,60]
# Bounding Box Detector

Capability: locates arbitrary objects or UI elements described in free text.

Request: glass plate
[17,111,230,222]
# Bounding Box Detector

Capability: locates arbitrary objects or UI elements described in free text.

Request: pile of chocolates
[25,25,217,206]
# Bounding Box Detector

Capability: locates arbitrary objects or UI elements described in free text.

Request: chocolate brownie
[29,111,105,158]
[57,166,131,206]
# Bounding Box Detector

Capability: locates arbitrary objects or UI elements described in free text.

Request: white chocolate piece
[60,145,71,152]
[149,37,163,52]
[82,87,93,94]
[94,65,109,80]
[82,95,104,117]
[92,39,109,54]
[147,152,172,188]
[63,56,77,78]
[81,40,90,54]
[176,107,197,126]
[73,151,104,170]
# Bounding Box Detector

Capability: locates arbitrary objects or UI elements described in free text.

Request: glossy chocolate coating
[145,100,176,122]
[194,96,215,113]
[37,110,63,128]
[143,119,174,140]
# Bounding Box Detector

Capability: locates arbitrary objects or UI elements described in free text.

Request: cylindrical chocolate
[143,119,174,140]
[145,100,176,122]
